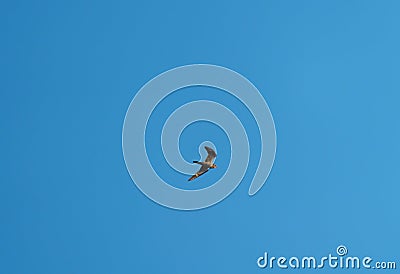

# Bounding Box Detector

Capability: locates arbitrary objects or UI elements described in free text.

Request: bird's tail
[193,161,198,163]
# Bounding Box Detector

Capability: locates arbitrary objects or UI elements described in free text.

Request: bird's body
[188,146,217,181]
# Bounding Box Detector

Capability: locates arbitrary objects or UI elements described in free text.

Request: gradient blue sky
[1,1,399,273]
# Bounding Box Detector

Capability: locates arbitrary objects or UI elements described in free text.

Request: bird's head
[211,164,217,169]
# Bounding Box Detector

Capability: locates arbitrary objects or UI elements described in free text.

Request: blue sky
[1,1,399,273]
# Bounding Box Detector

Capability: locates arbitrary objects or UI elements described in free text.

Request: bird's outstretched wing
[204,146,217,163]
[188,165,209,181]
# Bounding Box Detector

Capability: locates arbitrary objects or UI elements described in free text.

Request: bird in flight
[188,146,217,181]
